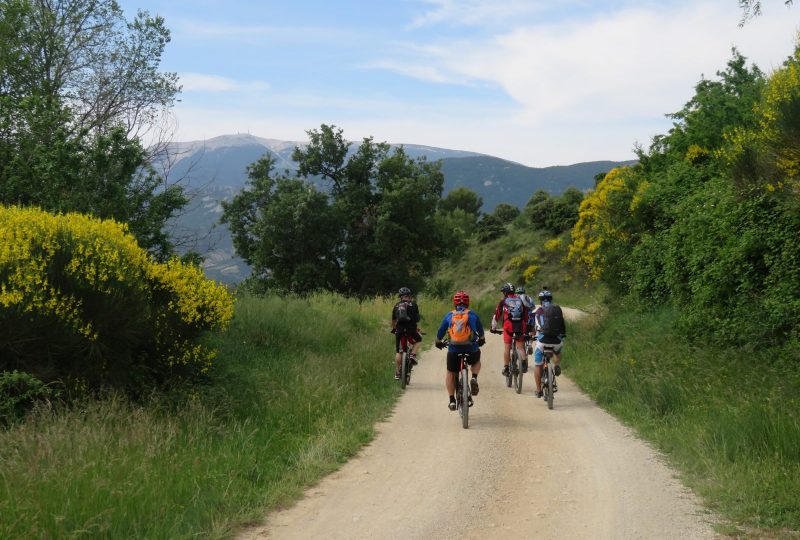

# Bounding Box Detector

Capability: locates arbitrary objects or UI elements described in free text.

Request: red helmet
[453,290,470,307]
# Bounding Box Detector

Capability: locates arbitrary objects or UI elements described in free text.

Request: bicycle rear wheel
[514,348,523,394]
[546,363,555,409]
[461,368,470,429]
[506,349,514,388]
[400,352,408,389]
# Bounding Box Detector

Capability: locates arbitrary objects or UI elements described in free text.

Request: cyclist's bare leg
[516,339,527,362]
[534,364,543,390]
[446,370,456,396]
[503,342,511,368]
[411,341,422,356]
[471,360,481,376]
[395,352,402,373]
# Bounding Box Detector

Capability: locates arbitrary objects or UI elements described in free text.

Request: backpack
[448,309,473,346]
[395,301,412,324]
[540,304,566,338]
[503,296,525,333]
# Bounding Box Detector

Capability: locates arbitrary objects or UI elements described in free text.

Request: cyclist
[391,286,422,380]
[532,288,565,398]
[491,282,529,378]
[435,290,485,411]
[515,285,537,367]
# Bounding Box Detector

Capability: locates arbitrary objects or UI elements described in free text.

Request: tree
[738,0,794,25]
[0,0,185,257]
[439,187,483,221]
[227,126,445,295]
[0,0,179,140]
[492,203,520,222]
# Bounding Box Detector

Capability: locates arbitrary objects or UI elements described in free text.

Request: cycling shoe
[554,364,561,376]
[448,400,457,411]
[470,378,479,395]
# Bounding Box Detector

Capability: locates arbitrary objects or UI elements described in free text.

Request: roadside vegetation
[567,309,800,535]
[0,292,451,538]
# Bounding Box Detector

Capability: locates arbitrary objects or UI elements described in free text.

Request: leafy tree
[0,0,185,257]
[439,187,483,221]
[492,202,520,222]
[476,213,506,242]
[226,125,445,295]
[526,188,583,235]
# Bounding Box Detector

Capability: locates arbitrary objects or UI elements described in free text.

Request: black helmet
[538,289,553,303]
[516,285,526,294]
[500,282,514,294]
[398,286,412,297]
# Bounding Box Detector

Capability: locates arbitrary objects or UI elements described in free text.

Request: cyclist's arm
[471,312,485,338]
[436,313,451,341]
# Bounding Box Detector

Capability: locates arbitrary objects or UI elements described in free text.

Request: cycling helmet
[516,285,526,294]
[538,289,553,303]
[500,282,514,294]
[398,286,412,297]
[453,290,470,307]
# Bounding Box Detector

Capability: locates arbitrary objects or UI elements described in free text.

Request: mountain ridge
[162,134,636,283]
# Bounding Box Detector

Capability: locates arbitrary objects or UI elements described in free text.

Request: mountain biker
[491,283,529,377]
[532,287,565,398]
[515,285,537,363]
[435,290,485,411]
[391,286,422,380]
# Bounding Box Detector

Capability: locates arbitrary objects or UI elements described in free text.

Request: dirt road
[240,311,717,539]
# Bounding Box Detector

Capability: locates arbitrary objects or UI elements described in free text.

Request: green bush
[0,370,51,425]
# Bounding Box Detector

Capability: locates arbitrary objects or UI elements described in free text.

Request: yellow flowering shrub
[720,42,800,192]
[543,238,562,252]
[0,205,233,390]
[522,264,540,284]
[567,166,643,280]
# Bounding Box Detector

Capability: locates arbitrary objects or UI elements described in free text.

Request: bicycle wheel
[514,347,523,394]
[506,349,514,388]
[461,367,470,429]
[400,352,408,389]
[546,362,555,410]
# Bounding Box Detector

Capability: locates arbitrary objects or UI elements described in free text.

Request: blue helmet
[538,289,553,304]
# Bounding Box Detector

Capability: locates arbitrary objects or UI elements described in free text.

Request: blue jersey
[436,306,485,352]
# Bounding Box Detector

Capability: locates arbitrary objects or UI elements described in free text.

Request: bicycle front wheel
[461,368,470,429]
[546,363,555,409]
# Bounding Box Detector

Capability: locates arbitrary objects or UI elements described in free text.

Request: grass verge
[566,305,800,536]
[0,292,450,539]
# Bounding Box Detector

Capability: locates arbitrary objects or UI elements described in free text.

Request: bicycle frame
[540,345,557,410]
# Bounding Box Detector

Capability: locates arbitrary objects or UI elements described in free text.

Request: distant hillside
[441,156,636,211]
[159,134,634,283]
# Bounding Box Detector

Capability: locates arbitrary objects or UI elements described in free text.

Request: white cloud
[391,1,799,125]
[409,0,562,29]
[180,73,270,93]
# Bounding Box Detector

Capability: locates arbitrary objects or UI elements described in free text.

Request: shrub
[0,370,51,425]
[0,206,234,393]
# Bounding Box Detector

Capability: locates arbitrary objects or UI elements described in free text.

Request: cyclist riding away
[516,285,537,362]
[392,286,422,380]
[532,288,566,398]
[491,283,529,377]
[435,290,486,411]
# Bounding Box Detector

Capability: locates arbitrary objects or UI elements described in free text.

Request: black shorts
[446,349,481,373]
[395,330,422,353]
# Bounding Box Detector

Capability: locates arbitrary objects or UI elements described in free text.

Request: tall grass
[567,306,800,533]
[0,292,450,539]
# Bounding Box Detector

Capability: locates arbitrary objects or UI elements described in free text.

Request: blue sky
[118,0,799,167]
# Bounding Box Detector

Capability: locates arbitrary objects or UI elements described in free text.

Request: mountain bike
[540,344,558,410]
[439,338,483,429]
[454,350,473,429]
[491,329,524,394]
